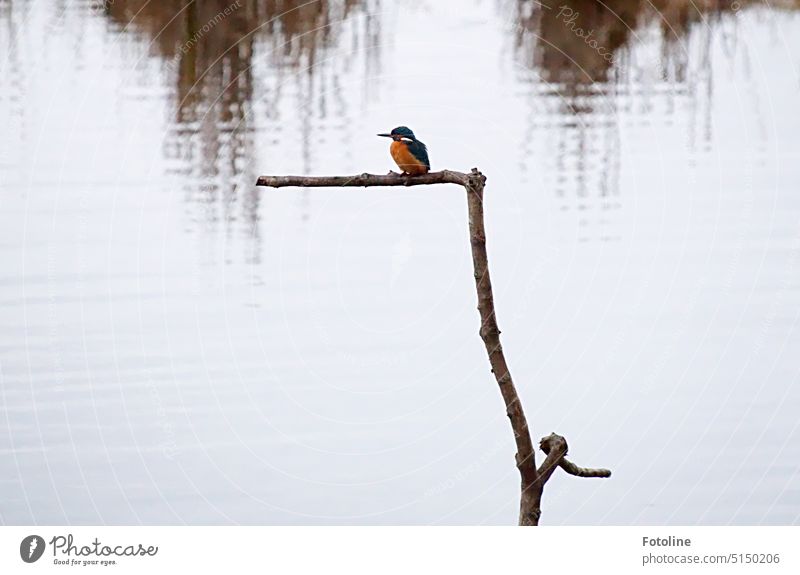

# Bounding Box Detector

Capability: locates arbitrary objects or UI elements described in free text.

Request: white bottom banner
[1,526,797,574]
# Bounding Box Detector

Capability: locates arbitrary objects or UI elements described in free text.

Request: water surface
[1,0,799,525]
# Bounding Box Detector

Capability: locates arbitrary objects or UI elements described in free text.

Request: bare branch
[539,433,612,480]
[255,167,609,525]
[460,170,539,505]
[537,433,568,485]
[559,460,612,478]
[256,170,469,188]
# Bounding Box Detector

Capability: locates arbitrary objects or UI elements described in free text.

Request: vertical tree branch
[462,169,541,525]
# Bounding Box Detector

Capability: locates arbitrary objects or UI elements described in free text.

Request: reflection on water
[515,0,770,84]
[103,0,379,251]
[512,0,763,240]
[1,0,799,525]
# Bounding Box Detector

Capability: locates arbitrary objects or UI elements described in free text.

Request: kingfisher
[377,126,430,175]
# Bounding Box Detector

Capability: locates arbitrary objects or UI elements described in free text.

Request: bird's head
[377,126,416,142]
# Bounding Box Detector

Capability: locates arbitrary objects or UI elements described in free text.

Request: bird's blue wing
[408,140,430,169]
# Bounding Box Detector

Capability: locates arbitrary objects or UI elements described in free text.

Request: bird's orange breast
[390,141,429,175]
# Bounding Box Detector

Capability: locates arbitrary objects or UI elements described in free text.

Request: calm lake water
[1,0,799,525]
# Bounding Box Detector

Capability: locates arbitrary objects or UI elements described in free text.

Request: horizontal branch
[256,170,470,188]
[559,459,612,478]
[539,433,612,482]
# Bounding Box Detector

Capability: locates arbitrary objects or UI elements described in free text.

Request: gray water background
[1,0,799,524]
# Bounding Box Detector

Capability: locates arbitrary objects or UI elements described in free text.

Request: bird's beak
[377,133,392,138]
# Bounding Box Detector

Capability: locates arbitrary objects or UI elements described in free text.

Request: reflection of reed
[513,0,638,86]
[512,0,773,242]
[103,0,379,249]
[514,0,767,85]
[0,1,23,181]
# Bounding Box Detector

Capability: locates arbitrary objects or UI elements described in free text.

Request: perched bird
[377,126,430,175]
